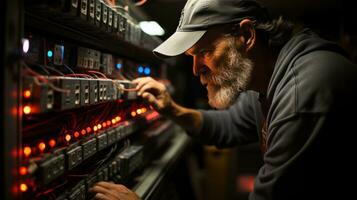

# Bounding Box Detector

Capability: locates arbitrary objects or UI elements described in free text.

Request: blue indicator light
[116,63,122,69]
[138,66,144,73]
[47,50,53,58]
[144,67,151,75]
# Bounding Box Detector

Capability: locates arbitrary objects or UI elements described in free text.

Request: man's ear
[238,19,256,52]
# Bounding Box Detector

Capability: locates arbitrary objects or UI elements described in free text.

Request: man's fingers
[132,77,149,84]
[93,193,111,200]
[90,182,140,200]
[138,82,160,96]
[135,79,151,91]
[95,181,117,189]
[90,182,129,200]
[89,185,110,195]
[94,182,132,193]
[142,92,159,107]
[132,77,154,90]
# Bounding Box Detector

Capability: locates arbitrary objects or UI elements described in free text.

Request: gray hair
[229,16,295,47]
[255,16,295,47]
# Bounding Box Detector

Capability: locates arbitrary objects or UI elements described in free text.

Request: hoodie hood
[267,29,348,101]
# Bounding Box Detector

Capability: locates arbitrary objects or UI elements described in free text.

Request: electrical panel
[11,0,177,199]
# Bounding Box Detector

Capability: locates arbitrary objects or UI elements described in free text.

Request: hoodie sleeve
[194,91,261,148]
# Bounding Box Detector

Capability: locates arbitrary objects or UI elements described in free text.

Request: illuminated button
[81,129,86,136]
[23,106,31,115]
[23,90,31,98]
[22,38,30,53]
[86,127,92,133]
[115,63,122,69]
[20,183,28,192]
[49,139,56,148]
[112,119,116,124]
[47,50,53,58]
[138,66,144,74]
[65,134,71,142]
[74,131,80,138]
[131,111,136,117]
[19,166,28,176]
[115,116,121,122]
[144,67,151,75]
[38,142,46,152]
[23,146,31,157]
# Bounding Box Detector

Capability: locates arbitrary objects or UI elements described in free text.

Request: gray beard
[201,38,254,109]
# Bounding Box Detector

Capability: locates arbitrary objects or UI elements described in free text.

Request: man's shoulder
[272,49,357,116]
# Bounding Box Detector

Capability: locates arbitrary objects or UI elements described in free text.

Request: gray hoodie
[197,29,357,200]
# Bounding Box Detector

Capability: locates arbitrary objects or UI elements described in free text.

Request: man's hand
[132,77,173,115]
[133,77,203,134]
[89,182,140,200]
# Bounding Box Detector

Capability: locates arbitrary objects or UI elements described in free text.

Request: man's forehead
[185,26,229,55]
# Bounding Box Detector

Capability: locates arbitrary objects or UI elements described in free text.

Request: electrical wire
[64,73,93,78]
[35,180,68,198]
[41,65,65,76]
[22,63,71,93]
[87,70,108,79]
[29,63,50,75]
[23,65,49,84]
[63,64,75,74]
[88,142,119,175]
[117,73,127,80]
[135,0,148,6]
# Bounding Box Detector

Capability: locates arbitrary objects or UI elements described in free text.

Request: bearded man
[90,0,357,199]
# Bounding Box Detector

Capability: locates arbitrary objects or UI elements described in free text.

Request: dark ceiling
[131,0,356,42]
[134,0,187,40]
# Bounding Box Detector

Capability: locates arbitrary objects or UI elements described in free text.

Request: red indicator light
[38,142,46,152]
[102,122,107,128]
[23,146,32,157]
[81,129,86,135]
[145,111,160,121]
[19,166,28,176]
[86,127,92,133]
[49,139,56,148]
[74,131,80,138]
[107,120,111,126]
[23,90,31,98]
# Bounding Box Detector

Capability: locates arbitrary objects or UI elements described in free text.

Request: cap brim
[153,30,206,58]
